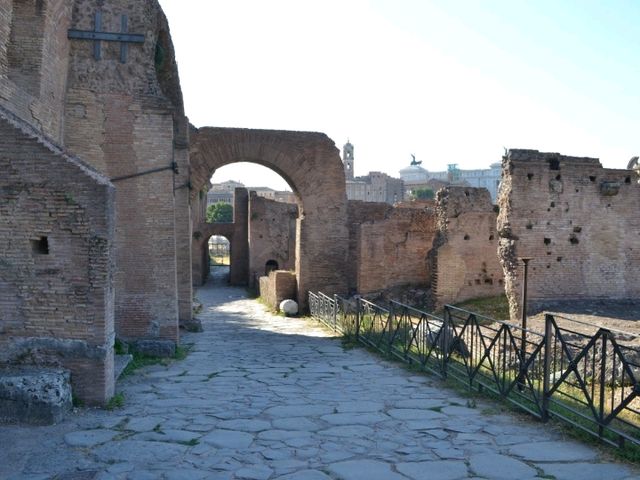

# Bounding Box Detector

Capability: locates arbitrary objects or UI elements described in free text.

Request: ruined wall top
[505,149,601,167]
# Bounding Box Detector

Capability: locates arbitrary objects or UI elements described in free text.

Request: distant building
[342,141,404,204]
[399,158,501,202]
[207,180,243,205]
[207,181,296,205]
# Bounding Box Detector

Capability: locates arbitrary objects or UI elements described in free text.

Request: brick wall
[498,149,640,319]
[248,192,297,285]
[432,187,504,307]
[63,0,185,344]
[0,105,115,405]
[0,0,71,142]
[347,201,437,294]
[259,271,297,311]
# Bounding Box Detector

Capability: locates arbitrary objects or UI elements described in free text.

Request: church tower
[343,140,354,181]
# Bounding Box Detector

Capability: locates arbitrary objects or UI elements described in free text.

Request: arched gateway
[190,127,349,308]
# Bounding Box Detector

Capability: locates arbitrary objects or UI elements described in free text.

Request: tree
[412,187,435,200]
[206,202,233,223]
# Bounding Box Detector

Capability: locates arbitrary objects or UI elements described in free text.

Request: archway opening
[208,235,231,285]
[204,162,299,291]
[189,127,350,309]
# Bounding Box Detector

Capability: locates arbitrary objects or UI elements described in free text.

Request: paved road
[1,275,638,479]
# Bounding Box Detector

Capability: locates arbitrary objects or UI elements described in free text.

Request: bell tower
[343,140,354,181]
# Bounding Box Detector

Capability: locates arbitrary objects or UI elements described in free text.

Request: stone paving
[1,272,638,479]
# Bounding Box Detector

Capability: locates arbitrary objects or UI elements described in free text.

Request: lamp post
[518,258,532,386]
[519,258,532,333]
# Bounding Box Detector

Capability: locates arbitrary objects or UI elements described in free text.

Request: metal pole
[520,258,531,332]
[542,314,553,421]
[518,258,532,389]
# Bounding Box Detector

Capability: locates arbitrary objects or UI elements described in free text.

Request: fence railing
[309,292,640,449]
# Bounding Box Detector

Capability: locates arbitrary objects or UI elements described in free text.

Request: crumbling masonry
[498,149,640,319]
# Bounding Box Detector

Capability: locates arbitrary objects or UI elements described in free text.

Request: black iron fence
[308,291,640,449]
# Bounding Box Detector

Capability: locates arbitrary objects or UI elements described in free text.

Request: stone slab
[0,368,72,425]
[469,453,537,480]
[396,460,468,480]
[328,460,406,480]
[509,441,598,462]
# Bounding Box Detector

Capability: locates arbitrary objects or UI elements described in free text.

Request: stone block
[0,368,72,425]
[114,354,133,380]
[131,340,176,358]
[180,319,204,333]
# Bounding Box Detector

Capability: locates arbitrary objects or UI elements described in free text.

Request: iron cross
[68,11,145,64]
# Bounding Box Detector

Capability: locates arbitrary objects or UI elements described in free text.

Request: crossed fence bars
[308,291,640,449]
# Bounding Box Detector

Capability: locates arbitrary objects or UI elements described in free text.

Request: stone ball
[279,299,298,316]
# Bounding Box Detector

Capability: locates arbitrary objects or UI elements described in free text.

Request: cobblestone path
[1,275,638,479]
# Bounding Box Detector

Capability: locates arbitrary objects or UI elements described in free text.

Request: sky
[158,0,639,191]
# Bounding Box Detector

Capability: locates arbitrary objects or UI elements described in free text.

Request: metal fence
[309,292,640,449]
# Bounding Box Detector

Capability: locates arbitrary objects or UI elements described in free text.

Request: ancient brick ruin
[346,201,437,295]
[1,0,637,412]
[432,187,504,307]
[0,105,115,405]
[498,149,640,319]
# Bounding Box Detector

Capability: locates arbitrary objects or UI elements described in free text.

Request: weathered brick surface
[0,104,115,405]
[0,0,72,143]
[498,149,640,319]
[347,201,437,294]
[432,187,504,307]
[248,192,297,285]
[190,128,350,308]
[259,271,297,311]
[62,0,188,343]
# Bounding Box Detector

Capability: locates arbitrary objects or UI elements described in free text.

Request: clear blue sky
[158,0,639,190]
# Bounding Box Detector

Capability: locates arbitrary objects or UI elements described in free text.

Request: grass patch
[175,345,191,360]
[180,438,200,446]
[72,394,84,408]
[436,295,510,321]
[340,336,360,350]
[256,296,280,315]
[106,392,125,410]
[120,344,193,377]
[114,338,128,355]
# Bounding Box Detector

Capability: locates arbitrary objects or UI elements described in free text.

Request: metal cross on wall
[67,11,145,64]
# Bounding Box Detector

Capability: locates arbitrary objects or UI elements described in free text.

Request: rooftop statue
[410,154,422,166]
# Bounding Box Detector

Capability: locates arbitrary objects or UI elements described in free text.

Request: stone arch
[190,127,349,308]
[198,224,235,283]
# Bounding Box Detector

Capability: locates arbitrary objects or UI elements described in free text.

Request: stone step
[114,354,133,380]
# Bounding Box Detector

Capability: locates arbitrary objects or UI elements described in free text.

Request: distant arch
[189,127,349,308]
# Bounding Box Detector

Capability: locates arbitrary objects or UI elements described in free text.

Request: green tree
[412,187,435,200]
[206,202,233,223]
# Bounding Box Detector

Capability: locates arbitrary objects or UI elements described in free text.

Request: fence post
[388,303,395,355]
[442,306,450,379]
[332,294,338,332]
[355,297,361,341]
[598,331,608,440]
[542,314,553,422]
